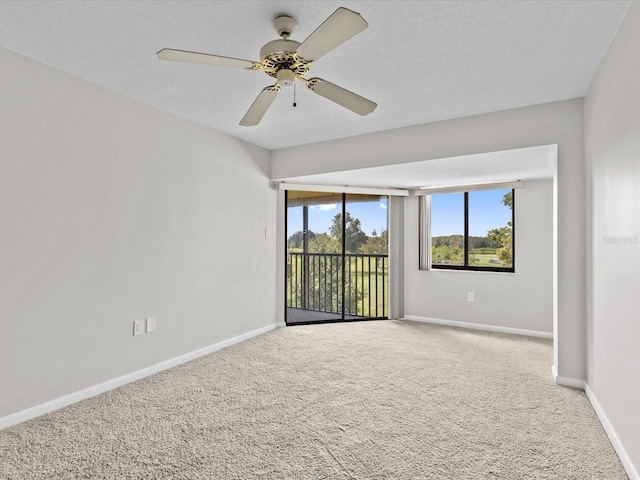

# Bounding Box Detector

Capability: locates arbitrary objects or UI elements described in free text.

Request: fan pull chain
[293,83,297,108]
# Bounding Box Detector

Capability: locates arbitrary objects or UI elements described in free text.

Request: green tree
[361,229,388,254]
[288,230,315,249]
[308,233,341,253]
[329,212,368,253]
[432,244,464,265]
[431,234,464,249]
[486,191,513,267]
[503,191,512,209]
[487,226,511,246]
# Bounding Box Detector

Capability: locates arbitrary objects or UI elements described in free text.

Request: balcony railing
[286,252,388,319]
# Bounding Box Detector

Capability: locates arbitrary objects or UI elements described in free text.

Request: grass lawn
[469,253,502,267]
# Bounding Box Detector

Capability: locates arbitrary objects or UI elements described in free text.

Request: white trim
[277,182,409,197]
[550,365,586,389]
[415,180,523,196]
[585,385,640,480]
[275,322,287,328]
[403,315,553,339]
[0,323,278,431]
[549,371,639,479]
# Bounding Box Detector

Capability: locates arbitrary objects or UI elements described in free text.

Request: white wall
[584,0,640,476]
[404,180,553,334]
[272,99,585,381]
[0,48,276,419]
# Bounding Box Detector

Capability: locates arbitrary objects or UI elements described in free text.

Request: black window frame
[431,188,515,273]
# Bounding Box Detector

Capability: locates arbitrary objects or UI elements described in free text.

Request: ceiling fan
[157,7,377,127]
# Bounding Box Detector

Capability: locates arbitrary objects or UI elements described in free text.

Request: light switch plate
[146,317,156,333]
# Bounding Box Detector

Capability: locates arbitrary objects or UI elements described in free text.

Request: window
[430,188,514,272]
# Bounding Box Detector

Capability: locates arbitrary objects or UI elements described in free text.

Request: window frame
[430,188,515,273]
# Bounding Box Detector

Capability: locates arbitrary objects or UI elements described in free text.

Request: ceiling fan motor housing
[259,39,311,83]
[259,39,300,60]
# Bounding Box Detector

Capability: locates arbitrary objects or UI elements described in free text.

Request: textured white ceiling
[0,1,630,150]
[278,145,556,189]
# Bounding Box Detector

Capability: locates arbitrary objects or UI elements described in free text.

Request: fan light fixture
[157,7,377,126]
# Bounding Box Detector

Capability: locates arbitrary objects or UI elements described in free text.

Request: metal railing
[286,252,388,318]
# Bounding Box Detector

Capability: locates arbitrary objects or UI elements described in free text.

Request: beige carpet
[0,320,627,479]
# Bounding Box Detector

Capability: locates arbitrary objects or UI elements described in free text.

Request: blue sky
[431,189,512,237]
[288,198,388,237]
[288,190,511,239]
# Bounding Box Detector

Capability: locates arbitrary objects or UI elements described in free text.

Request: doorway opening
[285,190,389,325]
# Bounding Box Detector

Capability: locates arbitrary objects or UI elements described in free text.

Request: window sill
[429,266,515,274]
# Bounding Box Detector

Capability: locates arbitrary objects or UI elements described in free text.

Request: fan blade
[306,78,376,116]
[295,7,368,61]
[240,85,281,126]
[157,48,258,69]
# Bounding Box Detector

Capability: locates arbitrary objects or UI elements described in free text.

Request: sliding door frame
[283,190,392,326]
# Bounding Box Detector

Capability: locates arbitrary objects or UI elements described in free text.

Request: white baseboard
[275,322,286,328]
[550,365,586,389]
[0,322,278,431]
[402,317,637,477]
[403,315,553,339]
[585,385,639,480]
[549,368,638,479]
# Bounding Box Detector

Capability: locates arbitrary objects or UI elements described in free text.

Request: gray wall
[0,48,277,419]
[585,0,640,474]
[405,180,553,334]
[272,99,585,381]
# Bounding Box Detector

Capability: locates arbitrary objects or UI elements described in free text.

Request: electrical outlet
[146,317,156,333]
[133,319,145,336]
[467,292,475,302]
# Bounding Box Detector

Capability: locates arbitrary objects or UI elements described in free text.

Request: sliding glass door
[285,190,388,325]
[344,194,389,319]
